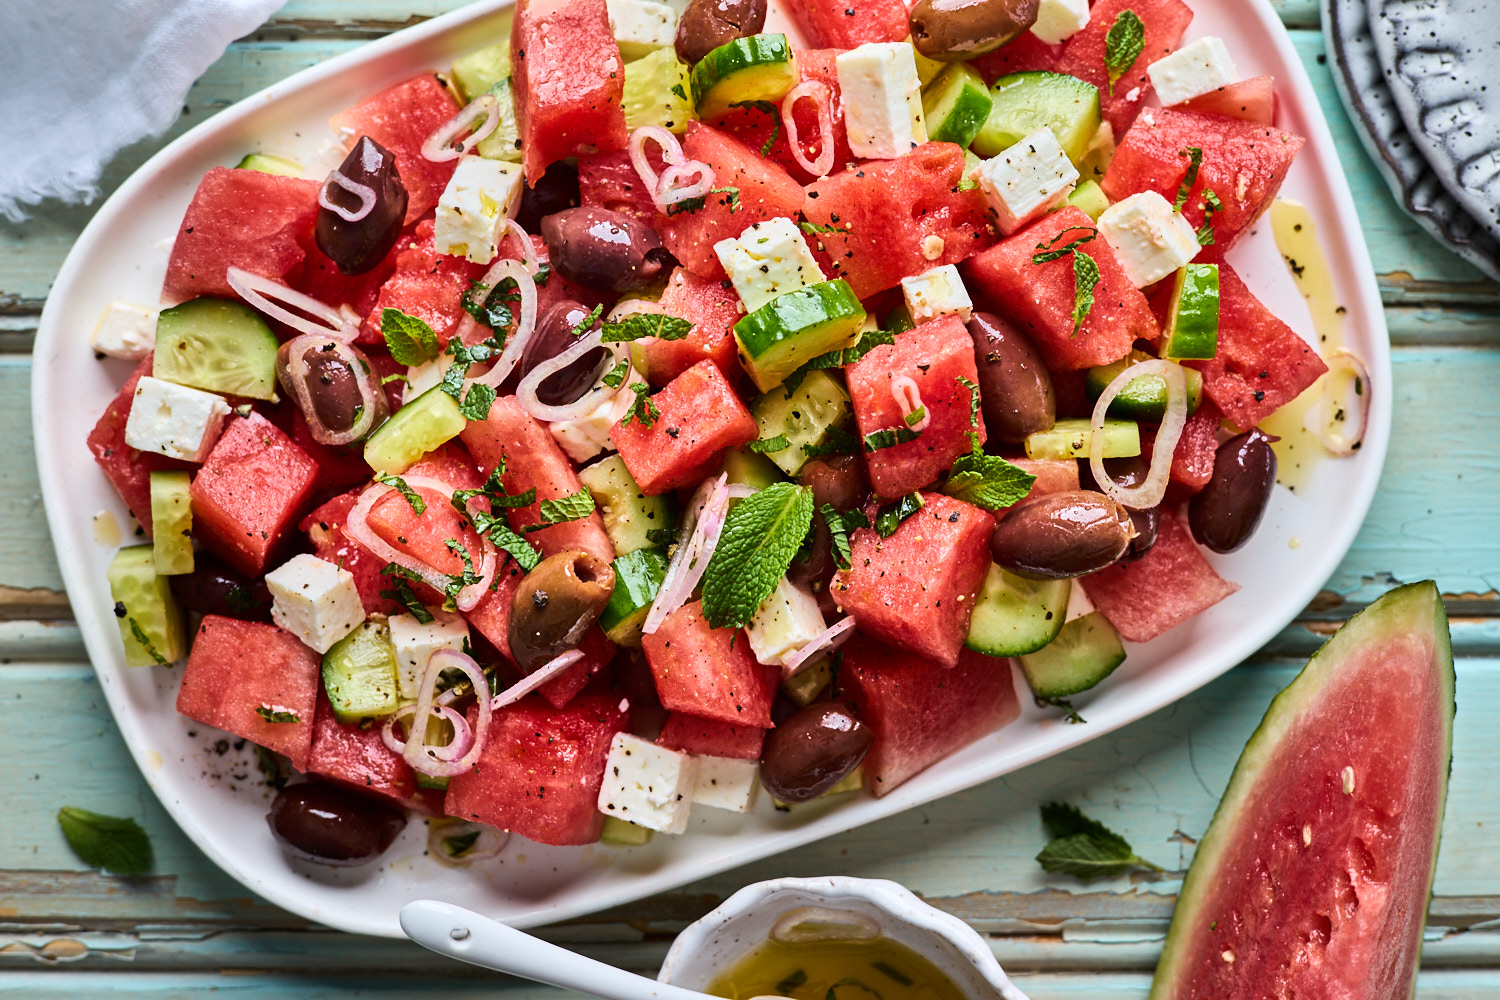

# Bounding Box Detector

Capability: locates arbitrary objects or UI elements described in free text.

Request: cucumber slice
[782,656,832,707]
[966,564,1071,657]
[152,297,280,401]
[722,447,786,490]
[451,42,511,104]
[600,815,655,846]
[235,153,304,177]
[1161,263,1221,361]
[884,302,917,334]
[922,63,993,150]
[1077,119,1116,182]
[1085,355,1203,422]
[733,279,866,393]
[1066,179,1110,221]
[1017,611,1126,699]
[750,369,851,476]
[1025,417,1140,460]
[578,454,678,556]
[624,46,697,134]
[107,544,188,667]
[322,620,400,722]
[600,547,670,647]
[690,34,797,120]
[972,71,1102,164]
[476,78,523,162]
[149,471,194,576]
[363,386,467,475]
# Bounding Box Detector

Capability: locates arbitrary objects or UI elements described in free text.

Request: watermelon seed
[1222,950,1235,963]
[1302,824,1312,846]
[1341,766,1355,794]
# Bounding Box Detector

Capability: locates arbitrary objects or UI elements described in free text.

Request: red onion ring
[422,94,500,162]
[1305,348,1371,457]
[643,474,735,634]
[783,80,835,178]
[629,125,683,195]
[428,820,509,865]
[226,267,360,342]
[655,161,715,208]
[280,333,383,445]
[515,328,631,424]
[318,169,377,222]
[781,615,856,678]
[490,649,587,710]
[403,648,492,778]
[463,258,540,391]
[890,375,930,432]
[1088,359,1187,510]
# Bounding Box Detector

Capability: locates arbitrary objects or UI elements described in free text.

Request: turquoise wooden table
[3,1,1498,996]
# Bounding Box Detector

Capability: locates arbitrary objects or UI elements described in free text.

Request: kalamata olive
[675,0,768,65]
[515,161,581,233]
[1078,456,1159,560]
[540,207,674,293]
[990,490,1135,579]
[267,782,407,866]
[909,0,1040,61]
[509,550,617,672]
[760,701,873,803]
[501,299,612,404]
[798,454,870,513]
[967,312,1055,443]
[1189,429,1277,553]
[315,136,408,275]
[169,555,273,621]
[275,337,389,442]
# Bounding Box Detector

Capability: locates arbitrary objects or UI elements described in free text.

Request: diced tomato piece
[1177,75,1276,125]
[1170,401,1223,492]
[830,492,994,667]
[464,560,526,662]
[707,50,854,185]
[537,628,617,708]
[784,0,908,48]
[1013,457,1080,501]
[579,148,663,223]
[176,615,321,769]
[330,75,460,224]
[359,218,486,348]
[644,268,744,386]
[969,34,1062,85]
[1053,0,1194,136]
[306,691,442,812]
[300,491,401,616]
[641,600,776,726]
[611,360,758,495]
[656,712,768,760]
[87,355,189,537]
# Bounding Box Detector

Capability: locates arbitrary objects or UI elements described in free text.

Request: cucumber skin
[1025,418,1141,460]
[1162,264,1221,361]
[923,64,993,149]
[690,34,796,119]
[363,386,466,475]
[107,544,188,667]
[153,297,280,401]
[579,455,677,557]
[965,565,1070,657]
[732,279,866,394]
[1018,611,1126,699]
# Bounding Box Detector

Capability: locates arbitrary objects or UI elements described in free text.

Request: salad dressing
[92,510,121,547]
[707,936,966,1000]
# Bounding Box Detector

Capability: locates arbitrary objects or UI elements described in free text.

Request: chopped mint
[621,383,660,428]
[701,483,816,628]
[601,359,630,388]
[457,381,496,421]
[730,99,782,156]
[441,539,483,612]
[382,308,441,366]
[1196,189,1223,246]
[255,704,300,724]
[600,312,693,343]
[799,220,850,236]
[380,568,435,624]
[1032,227,1101,335]
[1104,10,1145,96]
[822,504,870,570]
[461,277,519,332]
[451,462,542,572]
[943,444,1036,511]
[534,488,595,528]
[875,493,923,537]
[128,617,168,665]
[1174,147,1204,212]
[748,434,792,454]
[569,303,604,338]
[374,472,427,515]
[863,427,921,452]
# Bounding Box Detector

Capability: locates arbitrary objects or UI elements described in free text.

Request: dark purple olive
[515,161,581,234]
[1189,429,1277,553]
[910,0,1040,61]
[540,207,674,293]
[1078,456,1160,560]
[267,783,407,866]
[676,0,768,64]
[968,312,1055,444]
[500,299,612,405]
[798,454,870,513]
[990,490,1135,579]
[169,555,273,621]
[509,551,617,673]
[760,702,872,803]
[315,136,408,275]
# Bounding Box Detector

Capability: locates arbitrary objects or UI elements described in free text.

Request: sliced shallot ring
[404,649,492,778]
[1088,359,1187,511]
[381,703,471,758]
[629,125,685,195]
[422,94,500,162]
[318,170,376,222]
[515,328,630,424]
[345,476,498,611]
[499,218,539,271]
[1305,348,1371,457]
[281,333,381,445]
[654,161,715,208]
[465,258,540,390]
[643,474,731,634]
[781,615,856,678]
[428,820,509,865]
[226,267,359,342]
[890,375,930,432]
[782,80,835,178]
[490,649,588,710]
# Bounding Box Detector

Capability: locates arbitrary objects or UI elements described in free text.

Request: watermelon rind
[1150,581,1454,1000]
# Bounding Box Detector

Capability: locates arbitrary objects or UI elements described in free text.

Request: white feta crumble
[714,217,825,314]
[607,0,677,62]
[389,611,470,699]
[1097,190,1201,287]
[690,755,760,813]
[90,302,157,361]
[1148,37,1239,107]
[1031,0,1090,45]
[265,553,366,654]
[551,367,640,463]
[597,732,699,834]
[402,356,448,404]
[970,126,1079,235]
[900,264,973,325]
[746,577,826,666]
[835,42,928,160]
[123,376,231,463]
[434,156,525,264]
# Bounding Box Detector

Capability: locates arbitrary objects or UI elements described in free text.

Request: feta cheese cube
[691,755,760,813]
[265,553,366,654]
[714,217,825,314]
[1098,190,1201,287]
[551,367,639,463]
[597,733,699,834]
[746,577,826,666]
[90,301,157,361]
[389,611,470,699]
[403,356,447,404]
[434,157,525,264]
[1148,37,1239,107]
[971,126,1079,235]
[123,376,231,463]
[900,264,973,325]
[607,0,677,62]
[835,42,928,160]
[1031,0,1090,45]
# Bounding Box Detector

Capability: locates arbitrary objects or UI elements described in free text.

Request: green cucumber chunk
[772,765,864,808]
[578,454,678,556]
[235,153,304,176]
[624,46,696,134]
[364,386,467,475]
[884,302,916,334]
[451,42,511,104]
[922,63,993,149]
[322,620,400,722]
[1017,611,1126,699]
[152,297,279,401]
[476,78,523,162]
[750,369,851,476]
[1161,263,1221,361]
[722,447,787,490]
[1066,179,1111,221]
[600,547,670,647]
[415,772,451,791]
[690,34,797,120]
[149,471,194,576]
[783,657,832,707]
[601,816,655,846]
[966,565,1071,657]
[1025,418,1140,460]
[1085,355,1203,422]
[733,279,866,393]
[973,71,1102,163]
[107,544,188,667]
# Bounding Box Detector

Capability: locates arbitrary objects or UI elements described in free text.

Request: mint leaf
[450,463,543,571]
[442,539,482,612]
[1174,147,1204,212]
[57,807,153,875]
[601,360,630,388]
[1196,189,1223,245]
[374,472,426,515]
[536,488,594,527]
[748,434,791,454]
[256,704,300,724]
[600,312,693,343]
[730,99,782,156]
[944,449,1036,511]
[1071,251,1100,336]
[1031,226,1098,264]
[802,424,860,458]
[1104,10,1145,96]
[822,504,870,570]
[800,220,850,236]
[956,375,982,432]
[621,383,660,428]
[782,327,896,393]
[701,483,816,628]
[670,83,687,100]
[442,829,483,858]
[128,617,167,665]
[665,186,741,217]
[569,303,604,338]
[875,493,924,537]
[457,382,496,421]
[381,372,412,387]
[1039,695,1087,723]
[1035,802,1162,882]
[863,427,921,452]
[461,278,519,332]
[382,308,441,366]
[440,334,503,407]
[379,568,435,624]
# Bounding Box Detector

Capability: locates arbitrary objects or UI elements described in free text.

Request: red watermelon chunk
[511,0,628,183]
[1013,457,1081,501]
[163,167,320,304]
[1170,400,1223,491]
[611,360,757,495]
[707,49,854,185]
[175,615,321,769]
[656,712,768,760]
[643,267,744,386]
[301,491,400,616]
[963,206,1155,371]
[641,600,776,726]
[444,693,628,845]
[1053,0,1193,136]
[536,627,617,708]
[838,637,1020,796]
[1178,75,1277,125]
[330,75,460,224]
[846,315,984,498]
[191,412,319,576]
[464,560,526,662]
[87,354,189,537]
[830,492,994,667]
[1102,108,1305,252]
[784,0,908,48]
[306,691,442,812]
[293,236,400,322]
[970,34,1062,85]
[367,482,484,580]
[803,143,996,299]
[1080,508,1238,642]
[359,219,486,348]
[287,408,373,495]
[579,148,663,223]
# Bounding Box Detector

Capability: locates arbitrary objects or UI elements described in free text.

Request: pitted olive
[267,783,406,866]
[759,701,872,803]
[540,207,674,293]
[910,0,1040,62]
[990,490,1135,579]
[501,298,611,404]
[968,312,1055,443]
[1079,455,1160,560]
[315,136,408,275]
[1189,429,1277,553]
[675,0,768,65]
[508,550,617,672]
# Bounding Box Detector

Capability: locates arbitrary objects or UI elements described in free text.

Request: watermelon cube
[330,75,460,224]
[706,49,855,185]
[1169,400,1223,492]
[963,206,1156,371]
[87,354,189,537]
[511,0,629,183]
[846,315,984,498]
[536,627,617,708]
[1053,0,1193,136]
[642,267,744,386]
[464,559,526,662]
[287,408,373,495]
[1177,75,1277,125]
[444,693,628,845]
[300,491,401,616]
[306,690,442,812]
[363,440,487,584]
[784,0,908,48]
[579,148,663,224]
[1080,508,1238,642]
[656,711,768,760]
[838,637,1020,797]
[293,237,400,322]
[641,600,776,726]
[175,615,321,769]
[1012,457,1080,502]
[359,219,486,348]
[802,143,996,299]
[191,412,319,575]
[1101,108,1305,252]
[829,492,994,667]
[610,360,758,495]
[969,34,1062,85]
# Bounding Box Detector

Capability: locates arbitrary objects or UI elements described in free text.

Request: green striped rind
[689,34,796,120]
[1150,581,1455,1000]
[732,279,866,393]
[922,63,993,149]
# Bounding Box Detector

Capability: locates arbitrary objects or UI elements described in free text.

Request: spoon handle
[400,899,714,1000]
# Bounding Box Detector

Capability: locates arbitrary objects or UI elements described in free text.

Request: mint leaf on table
[382,308,441,366]
[57,807,154,876]
[600,312,693,343]
[1035,802,1163,881]
[374,472,426,515]
[1104,9,1145,96]
[701,482,816,628]
[944,448,1036,511]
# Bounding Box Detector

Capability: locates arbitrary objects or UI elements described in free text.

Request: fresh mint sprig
[57,807,154,876]
[700,483,816,628]
[1035,802,1163,882]
[1032,226,1101,336]
[531,488,595,530]
[1104,10,1145,96]
[621,383,660,428]
[374,472,426,515]
[382,308,441,366]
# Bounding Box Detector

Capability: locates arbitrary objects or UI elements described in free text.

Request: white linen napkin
[0,0,288,222]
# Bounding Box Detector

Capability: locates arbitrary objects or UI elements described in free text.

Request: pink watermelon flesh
[705,50,855,185]
[1052,0,1193,136]
[610,359,759,495]
[300,491,401,616]
[784,0,907,49]
[641,600,776,726]
[1151,582,1453,1000]
[1177,75,1277,125]
[969,33,1061,85]
[644,267,744,386]
[359,218,485,348]
[306,690,443,813]
[656,712,768,761]
[329,75,460,224]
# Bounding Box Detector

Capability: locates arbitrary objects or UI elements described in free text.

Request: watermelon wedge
[1151,582,1454,1000]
